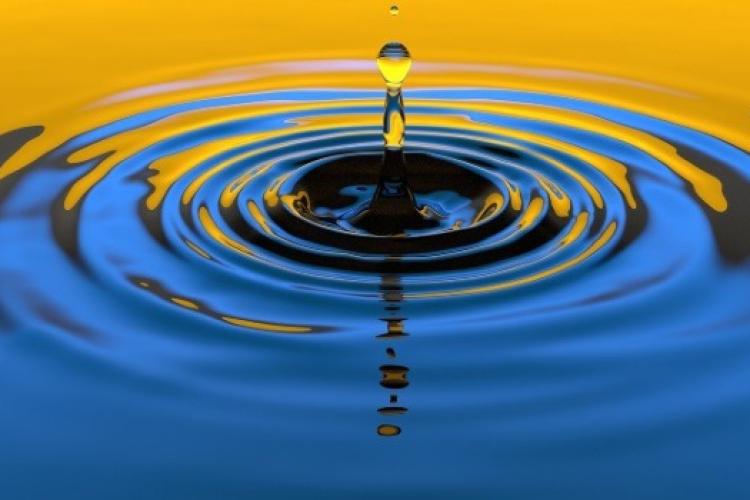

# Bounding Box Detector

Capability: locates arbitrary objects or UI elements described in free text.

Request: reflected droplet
[377,406,408,415]
[389,4,399,16]
[377,424,402,437]
[380,364,410,389]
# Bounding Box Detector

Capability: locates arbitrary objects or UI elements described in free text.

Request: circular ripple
[1,61,749,333]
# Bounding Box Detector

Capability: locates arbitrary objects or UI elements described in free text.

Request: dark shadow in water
[609,166,649,259]
[0,278,15,334]
[51,155,114,268]
[349,149,441,236]
[129,167,171,247]
[0,126,44,168]
[0,126,45,205]
[0,126,109,269]
[669,141,750,263]
[3,272,100,342]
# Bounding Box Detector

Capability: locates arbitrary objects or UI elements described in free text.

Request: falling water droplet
[377,42,412,92]
[389,4,399,16]
[377,42,411,152]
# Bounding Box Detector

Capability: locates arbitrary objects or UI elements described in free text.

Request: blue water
[2,71,750,499]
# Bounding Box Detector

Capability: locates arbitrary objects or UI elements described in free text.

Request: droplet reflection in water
[377,424,401,437]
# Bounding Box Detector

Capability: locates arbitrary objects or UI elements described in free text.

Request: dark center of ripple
[269,151,511,254]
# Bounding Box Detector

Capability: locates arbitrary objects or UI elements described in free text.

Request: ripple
[1,60,749,337]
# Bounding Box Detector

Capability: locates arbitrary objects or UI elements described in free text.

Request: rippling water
[3,25,750,499]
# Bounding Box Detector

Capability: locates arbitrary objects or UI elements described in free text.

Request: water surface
[2,2,750,499]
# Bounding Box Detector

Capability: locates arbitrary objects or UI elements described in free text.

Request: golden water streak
[248,201,273,235]
[504,179,522,211]
[221,316,311,333]
[138,276,312,333]
[198,206,252,256]
[184,239,212,260]
[518,197,545,230]
[538,176,571,218]
[560,212,590,247]
[473,192,505,223]
[170,297,200,310]
[219,162,273,208]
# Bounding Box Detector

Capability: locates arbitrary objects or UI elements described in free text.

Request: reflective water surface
[2,1,750,499]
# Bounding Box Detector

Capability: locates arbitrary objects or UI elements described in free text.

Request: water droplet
[377,42,412,88]
[389,4,399,16]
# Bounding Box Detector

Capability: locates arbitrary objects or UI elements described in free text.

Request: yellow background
[1,0,749,130]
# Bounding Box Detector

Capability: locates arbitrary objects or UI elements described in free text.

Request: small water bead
[377,42,412,89]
